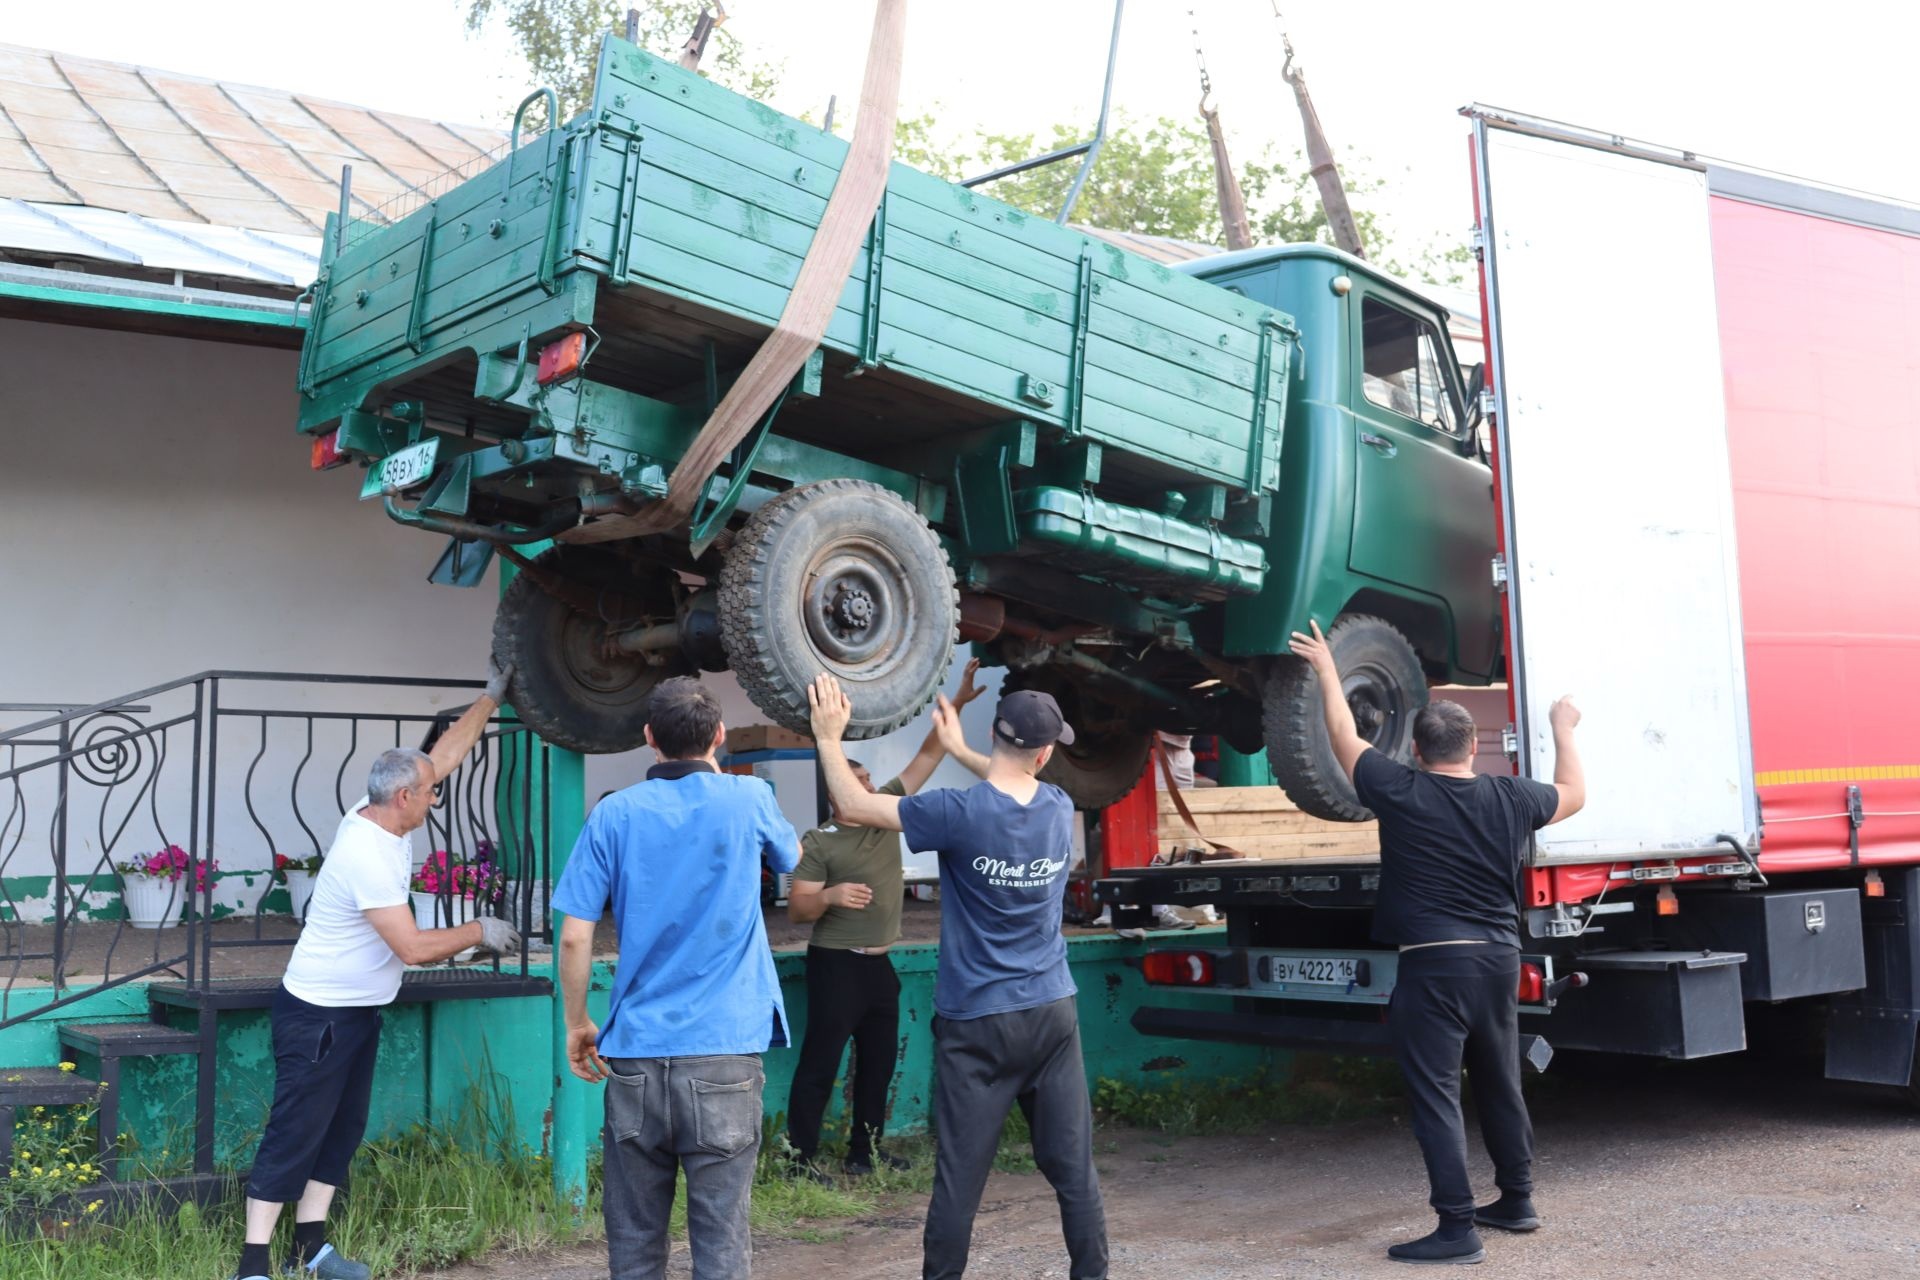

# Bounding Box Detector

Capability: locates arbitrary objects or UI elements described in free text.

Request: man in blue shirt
[808,674,1108,1280]
[553,677,800,1280]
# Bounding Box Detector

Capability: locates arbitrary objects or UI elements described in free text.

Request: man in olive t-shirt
[785,662,984,1177]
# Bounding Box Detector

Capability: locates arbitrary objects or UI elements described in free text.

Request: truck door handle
[1359,432,1397,458]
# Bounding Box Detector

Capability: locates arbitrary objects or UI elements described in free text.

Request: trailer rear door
[1469,110,1759,865]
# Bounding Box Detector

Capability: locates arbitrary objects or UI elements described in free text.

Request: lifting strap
[1272,3,1367,259]
[562,0,907,547]
[1152,737,1243,864]
[1190,9,1254,251]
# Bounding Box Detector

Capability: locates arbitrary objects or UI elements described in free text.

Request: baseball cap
[993,689,1076,748]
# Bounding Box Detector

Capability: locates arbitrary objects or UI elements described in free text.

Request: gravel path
[430,1048,1920,1279]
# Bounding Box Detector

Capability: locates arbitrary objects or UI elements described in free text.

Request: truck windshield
[1361,298,1459,435]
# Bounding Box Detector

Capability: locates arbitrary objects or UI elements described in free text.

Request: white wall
[0,317,1002,892]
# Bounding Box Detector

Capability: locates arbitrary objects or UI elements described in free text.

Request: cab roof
[1172,243,1454,320]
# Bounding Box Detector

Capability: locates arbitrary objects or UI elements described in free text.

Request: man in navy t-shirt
[808,673,1108,1280]
[1291,620,1584,1267]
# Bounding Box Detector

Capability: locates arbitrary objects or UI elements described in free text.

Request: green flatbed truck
[294,34,1498,821]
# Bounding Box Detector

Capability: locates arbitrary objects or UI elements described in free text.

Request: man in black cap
[809,674,1108,1280]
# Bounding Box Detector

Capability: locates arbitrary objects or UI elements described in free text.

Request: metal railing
[0,673,556,1029]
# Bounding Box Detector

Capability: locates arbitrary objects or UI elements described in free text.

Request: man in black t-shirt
[1291,621,1584,1267]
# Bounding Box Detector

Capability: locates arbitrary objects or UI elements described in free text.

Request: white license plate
[1265,955,1362,986]
[365,438,438,497]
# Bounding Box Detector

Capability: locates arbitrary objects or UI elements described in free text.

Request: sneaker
[1151,905,1195,930]
[1387,1226,1486,1265]
[1474,1194,1541,1232]
[845,1149,912,1176]
[286,1244,372,1280]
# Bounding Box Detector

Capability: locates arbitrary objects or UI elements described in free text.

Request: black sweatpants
[923,997,1107,1280]
[787,945,901,1163]
[245,985,383,1203]
[1389,945,1533,1225]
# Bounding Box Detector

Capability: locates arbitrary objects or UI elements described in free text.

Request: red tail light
[1517,962,1546,1005]
[1141,951,1216,987]
[537,331,587,385]
[310,430,347,470]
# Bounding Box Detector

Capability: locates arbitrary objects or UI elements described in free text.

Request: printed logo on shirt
[972,855,1067,887]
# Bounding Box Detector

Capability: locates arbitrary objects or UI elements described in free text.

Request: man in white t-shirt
[232,662,522,1280]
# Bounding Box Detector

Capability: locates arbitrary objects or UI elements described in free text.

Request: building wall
[0,316,1004,901]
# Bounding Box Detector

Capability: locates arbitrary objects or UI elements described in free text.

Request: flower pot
[283,869,317,921]
[410,892,476,962]
[121,875,184,930]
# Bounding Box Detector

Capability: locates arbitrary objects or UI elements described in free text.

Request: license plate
[1263,955,1362,986]
[362,438,438,498]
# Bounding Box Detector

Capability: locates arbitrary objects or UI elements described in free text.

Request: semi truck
[1098,107,1920,1092]
[291,33,1498,822]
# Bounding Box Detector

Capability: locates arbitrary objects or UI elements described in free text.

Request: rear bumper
[1131,1003,1555,1071]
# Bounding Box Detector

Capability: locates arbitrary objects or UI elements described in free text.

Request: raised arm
[809,675,906,831]
[1288,621,1370,781]
[426,659,513,784]
[931,692,990,779]
[897,659,986,792]
[1546,696,1585,824]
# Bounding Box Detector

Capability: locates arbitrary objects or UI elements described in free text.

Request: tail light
[1517,961,1546,1005]
[537,332,588,385]
[1865,871,1886,899]
[310,430,347,470]
[1141,950,1216,987]
[1656,886,1680,916]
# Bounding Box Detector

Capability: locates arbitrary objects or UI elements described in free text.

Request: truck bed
[298,35,1296,505]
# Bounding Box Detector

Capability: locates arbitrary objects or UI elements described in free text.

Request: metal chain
[1188,7,1213,101]
[1270,0,1298,73]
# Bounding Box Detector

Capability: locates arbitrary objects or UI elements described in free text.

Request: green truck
[294,34,1498,820]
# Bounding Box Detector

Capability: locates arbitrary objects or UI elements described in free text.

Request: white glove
[476,915,522,955]
[483,656,514,704]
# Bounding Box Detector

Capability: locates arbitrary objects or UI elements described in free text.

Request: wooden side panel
[589,38,1288,492]
[1157,785,1380,861]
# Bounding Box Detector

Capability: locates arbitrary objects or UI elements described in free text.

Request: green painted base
[1216,744,1273,788]
[0,933,1280,1174]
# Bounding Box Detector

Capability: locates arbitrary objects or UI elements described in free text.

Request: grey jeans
[602,1054,764,1280]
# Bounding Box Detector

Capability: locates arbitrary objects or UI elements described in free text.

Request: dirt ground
[430,1048,1920,1280]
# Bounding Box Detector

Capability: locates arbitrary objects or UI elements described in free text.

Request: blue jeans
[601,1054,764,1280]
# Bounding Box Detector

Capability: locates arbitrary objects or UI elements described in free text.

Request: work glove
[483,656,514,704]
[476,915,522,955]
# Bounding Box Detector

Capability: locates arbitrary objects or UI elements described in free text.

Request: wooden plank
[564,0,906,544]
[1157,785,1307,815]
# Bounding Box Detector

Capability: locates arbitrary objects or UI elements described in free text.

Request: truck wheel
[1006,672,1152,811]
[719,479,957,739]
[1263,614,1427,822]
[493,548,687,754]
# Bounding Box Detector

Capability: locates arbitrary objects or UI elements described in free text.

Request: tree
[466,1,781,124]
[897,111,1467,286]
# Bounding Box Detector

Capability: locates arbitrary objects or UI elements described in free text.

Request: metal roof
[0,197,320,284]
[0,42,506,236]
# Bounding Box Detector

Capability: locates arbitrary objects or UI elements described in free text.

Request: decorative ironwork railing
[0,672,557,1028]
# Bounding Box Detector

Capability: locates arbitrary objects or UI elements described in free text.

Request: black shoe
[1474,1194,1541,1232]
[845,1149,912,1176]
[786,1155,834,1186]
[1387,1227,1486,1265]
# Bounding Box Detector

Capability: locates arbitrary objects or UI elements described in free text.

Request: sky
[8,0,1917,257]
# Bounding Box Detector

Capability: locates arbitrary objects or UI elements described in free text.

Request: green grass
[1,1062,1397,1277]
[1091,1055,1407,1135]
[0,1125,596,1280]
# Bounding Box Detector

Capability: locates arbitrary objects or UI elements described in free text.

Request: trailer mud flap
[1826,867,1920,1087]
[1130,1005,1553,1073]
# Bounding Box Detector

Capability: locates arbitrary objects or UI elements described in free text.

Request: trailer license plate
[364,438,438,497]
[1265,955,1361,986]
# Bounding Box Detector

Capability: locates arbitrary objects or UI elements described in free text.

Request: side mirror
[1464,362,1486,410]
